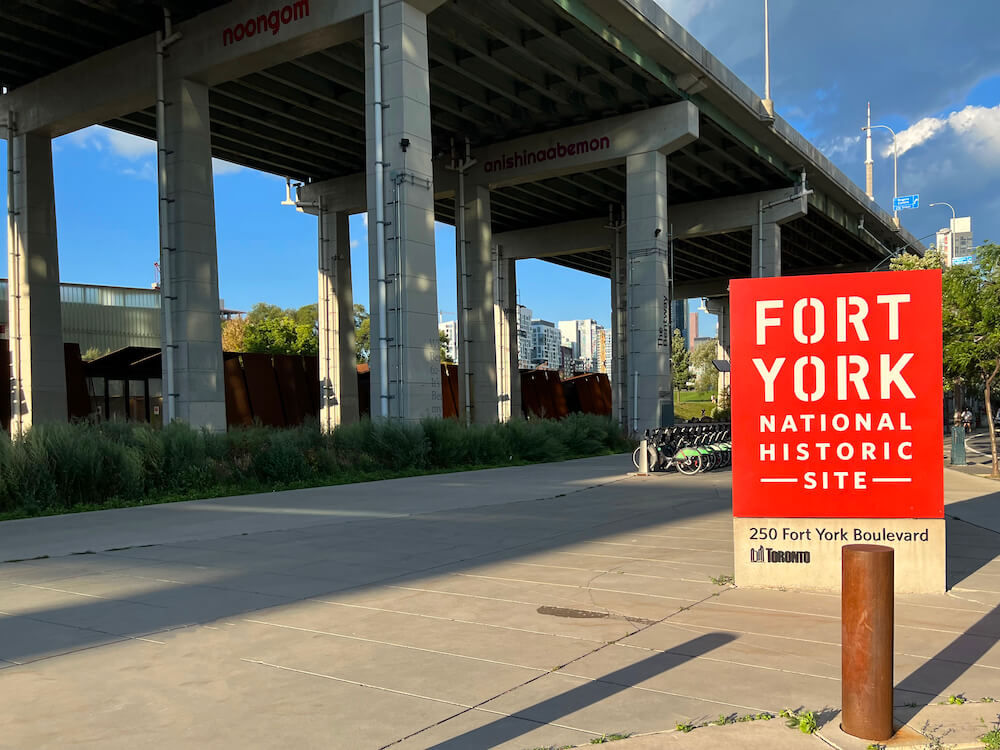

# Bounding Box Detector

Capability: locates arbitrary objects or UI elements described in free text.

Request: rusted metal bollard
[842,544,894,740]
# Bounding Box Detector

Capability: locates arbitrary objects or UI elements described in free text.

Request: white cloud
[823,134,861,160]
[64,126,247,176]
[212,158,243,176]
[350,240,359,249]
[105,129,155,160]
[63,125,105,151]
[362,213,369,228]
[652,0,724,28]
[121,162,155,181]
[886,104,1000,160]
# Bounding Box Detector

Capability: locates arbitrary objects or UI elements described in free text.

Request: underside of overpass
[2,0,923,434]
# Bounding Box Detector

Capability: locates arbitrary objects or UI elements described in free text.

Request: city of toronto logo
[750,545,811,563]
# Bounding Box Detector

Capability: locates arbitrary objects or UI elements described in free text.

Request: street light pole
[862,122,899,227]
[929,201,957,264]
[762,0,774,117]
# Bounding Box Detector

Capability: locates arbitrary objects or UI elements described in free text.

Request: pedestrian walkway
[944,426,1000,479]
[0,458,998,749]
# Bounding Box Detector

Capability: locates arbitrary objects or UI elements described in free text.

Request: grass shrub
[0,414,632,520]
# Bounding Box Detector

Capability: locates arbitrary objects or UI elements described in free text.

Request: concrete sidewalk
[1,457,998,749]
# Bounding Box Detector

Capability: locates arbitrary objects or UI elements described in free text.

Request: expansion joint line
[376,481,727,749]
[379,585,727,749]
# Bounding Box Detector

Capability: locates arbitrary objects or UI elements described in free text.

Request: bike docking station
[730,270,945,595]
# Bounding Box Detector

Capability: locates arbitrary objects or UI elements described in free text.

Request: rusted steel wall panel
[241,353,284,427]
[224,355,253,427]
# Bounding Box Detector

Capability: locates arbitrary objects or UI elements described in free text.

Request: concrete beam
[298,173,367,214]
[496,217,613,259]
[460,101,698,190]
[300,102,699,207]
[496,188,808,261]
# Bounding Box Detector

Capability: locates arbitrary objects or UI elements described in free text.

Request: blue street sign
[893,194,919,211]
[953,255,975,266]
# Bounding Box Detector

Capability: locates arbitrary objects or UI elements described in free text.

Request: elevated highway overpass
[1,0,923,433]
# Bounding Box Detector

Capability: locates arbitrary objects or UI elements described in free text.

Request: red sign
[731,270,942,519]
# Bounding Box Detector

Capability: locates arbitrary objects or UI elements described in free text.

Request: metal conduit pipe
[317,196,333,433]
[392,172,404,418]
[447,137,477,426]
[372,0,389,418]
[6,108,22,437]
[156,10,182,424]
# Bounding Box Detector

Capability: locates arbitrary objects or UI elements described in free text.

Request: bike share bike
[632,421,731,474]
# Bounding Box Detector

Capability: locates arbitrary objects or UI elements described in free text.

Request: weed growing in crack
[780,708,818,734]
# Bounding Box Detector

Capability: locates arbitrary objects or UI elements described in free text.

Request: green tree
[943,242,1000,476]
[241,301,318,356]
[293,303,318,329]
[440,329,453,363]
[690,337,719,392]
[890,247,944,271]
[247,302,285,323]
[671,328,691,392]
[354,304,371,364]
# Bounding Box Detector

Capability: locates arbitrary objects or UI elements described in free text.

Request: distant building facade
[938,216,974,266]
[438,319,459,363]
[531,319,562,369]
[516,304,533,368]
[0,280,161,355]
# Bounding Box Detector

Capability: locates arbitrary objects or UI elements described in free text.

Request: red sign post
[730,270,944,592]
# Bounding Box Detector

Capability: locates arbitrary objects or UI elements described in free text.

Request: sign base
[734,517,945,594]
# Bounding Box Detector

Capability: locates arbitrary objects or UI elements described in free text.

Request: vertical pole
[762,0,773,116]
[892,133,899,227]
[155,25,175,425]
[865,102,874,201]
[637,437,649,475]
[372,0,389,419]
[6,108,22,437]
[842,544,894,741]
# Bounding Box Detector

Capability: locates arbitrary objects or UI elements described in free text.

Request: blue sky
[3,0,999,339]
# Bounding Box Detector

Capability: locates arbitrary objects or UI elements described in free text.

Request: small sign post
[730,270,945,593]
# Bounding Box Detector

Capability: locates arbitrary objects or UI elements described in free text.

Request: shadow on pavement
[944,487,1000,588]
[422,633,737,750]
[0,473,734,664]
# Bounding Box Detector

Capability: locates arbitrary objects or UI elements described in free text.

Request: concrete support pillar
[164,77,226,430]
[751,219,781,277]
[705,296,730,404]
[456,184,498,424]
[494,250,519,422]
[318,207,359,430]
[7,132,66,433]
[610,226,628,428]
[365,1,441,421]
[625,151,672,433]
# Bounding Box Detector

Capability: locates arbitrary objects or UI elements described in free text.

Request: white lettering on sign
[876,294,911,340]
[793,298,824,344]
[751,355,913,403]
[837,296,870,342]
[793,356,825,402]
[755,294,911,345]
[752,357,785,402]
[837,355,870,400]
[756,300,784,345]
[880,353,915,398]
